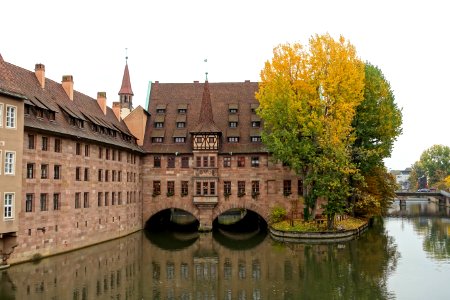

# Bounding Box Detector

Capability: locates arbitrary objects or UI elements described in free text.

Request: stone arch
[144,202,199,224]
[213,201,269,224]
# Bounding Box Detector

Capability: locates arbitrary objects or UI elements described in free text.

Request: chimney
[35,64,45,89]
[97,92,107,115]
[112,102,121,121]
[62,75,74,100]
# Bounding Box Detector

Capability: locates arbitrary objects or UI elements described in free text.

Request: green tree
[257,34,365,229]
[418,144,450,187]
[350,63,402,216]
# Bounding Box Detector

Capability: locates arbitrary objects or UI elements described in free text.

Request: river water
[0,200,449,300]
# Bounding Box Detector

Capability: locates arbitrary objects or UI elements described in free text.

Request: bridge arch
[143,202,199,225]
[213,202,269,225]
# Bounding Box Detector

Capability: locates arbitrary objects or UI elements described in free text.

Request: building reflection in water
[3,220,397,299]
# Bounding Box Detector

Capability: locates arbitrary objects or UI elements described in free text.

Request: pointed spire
[118,62,134,96]
[191,81,221,133]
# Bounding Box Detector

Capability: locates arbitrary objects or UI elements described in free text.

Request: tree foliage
[410,145,450,188]
[256,34,365,228]
[257,34,403,226]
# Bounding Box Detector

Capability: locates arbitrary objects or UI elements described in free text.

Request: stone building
[0,54,303,265]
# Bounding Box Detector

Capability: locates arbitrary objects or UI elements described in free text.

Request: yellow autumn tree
[257,34,365,229]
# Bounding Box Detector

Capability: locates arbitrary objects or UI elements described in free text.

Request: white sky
[1,0,448,170]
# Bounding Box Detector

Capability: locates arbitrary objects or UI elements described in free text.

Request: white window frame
[6,105,17,129]
[0,103,3,127]
[4,193,14,219]
[4,151,15,175]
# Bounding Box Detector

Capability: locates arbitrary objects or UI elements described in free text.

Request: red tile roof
[191,81,221,133]
[118,63,133,95]
[3,59,141,151]
[143,81,266,154]
[0,54,26,99]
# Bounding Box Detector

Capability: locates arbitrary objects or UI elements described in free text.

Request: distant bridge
[394,190,450,206]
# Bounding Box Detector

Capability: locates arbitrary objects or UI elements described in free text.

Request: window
[228,137,239,143]
[104,192,109,206]
[118,192,122,205]
[167,181,175,196]
[181,156,189,168]
[84,144,90,157]
[49,111,56,121]
[40,164,48,179]
[118,171,122,182]
[6,105,16,128]
[105,170,109,182]
[203,156,208,168]
[251,156,260,168]
[252,181,260,196]
[251,136,262,142]
[154,156,161,168]
[84,192,89,208]
[53,193,60,210]
[154,122,164,128]
[112,150,116,161]
[25,194,33,212]
[0,104,2,127]
[237,156,245,168]
[203,182,208,195]
[174,137,185,143]
[4,151,15,175]
[118,151,122,162]
[238,181,246,196]
[112,170,116,182]
[84,168,89,181]
[40,193,48,211]
[24,104,31,115]
[156,108,165,114]
[298,179,304,196]
[98,192,103,207]
[26,163,35,179]
[196,156,201,168]
[152,137,163,143]
[229,122,238,128]
[181,181,189,196]
[223,156,231,168]
[176,122,185,128]
[251,121,261,128]
[75,193,81,209]
[209,156,215,167]
[76,167,81,181]
[42,136,48,151]
[283,180,292,196]
[224,181,231,195]
[111,192,116,205]
[54,138,62,152]
[153,181,161,195]
[167,156,175,168]
[229,108,238,114]
[76,143,81,155]
[54,165,61,179]
[196,182,201,195]
[4,193,14,219]
[178,108,187,114]
[210,182,216,195]
[98,169,103,181]
[28,134,35,149]
[98,147,103,159]
[106,149,110,160]
[36,108,44,118]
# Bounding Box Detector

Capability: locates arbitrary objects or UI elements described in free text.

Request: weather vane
[125,48,128,63]
[204,58,208,81]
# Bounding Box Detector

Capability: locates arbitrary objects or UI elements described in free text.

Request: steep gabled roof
[191,81,221,133]
[118,63,133,95]
[143,80,266,154]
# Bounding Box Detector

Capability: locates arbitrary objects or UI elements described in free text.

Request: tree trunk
[327,213,335,230]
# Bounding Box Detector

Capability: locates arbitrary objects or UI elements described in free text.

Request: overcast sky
[1,0,448,170]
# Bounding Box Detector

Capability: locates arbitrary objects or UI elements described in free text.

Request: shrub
[270,206,287,224]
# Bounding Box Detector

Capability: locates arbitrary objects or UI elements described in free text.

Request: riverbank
[270,217,369,243]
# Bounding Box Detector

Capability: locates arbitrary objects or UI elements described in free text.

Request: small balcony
[193,196,218,207]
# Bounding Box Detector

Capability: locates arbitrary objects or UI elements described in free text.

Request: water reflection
[2,220,400,299]
[389,200,450,260]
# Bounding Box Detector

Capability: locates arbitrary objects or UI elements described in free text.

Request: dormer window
[251,121,260,128]
[251,103,259,113]
[178,108,187,114]
[228,137,239,143]
[156,104,167,114]
[24,104,31,115]
[154,122,164,128]
[37,108,44,118]
[49,111,56,121]
[251,136,262,142]
[229,122,238,128]
[229,104,238,114]
[174,137,186,143]
[178,104,187,114]
[176,122,185,128]
[152,137,163,143]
